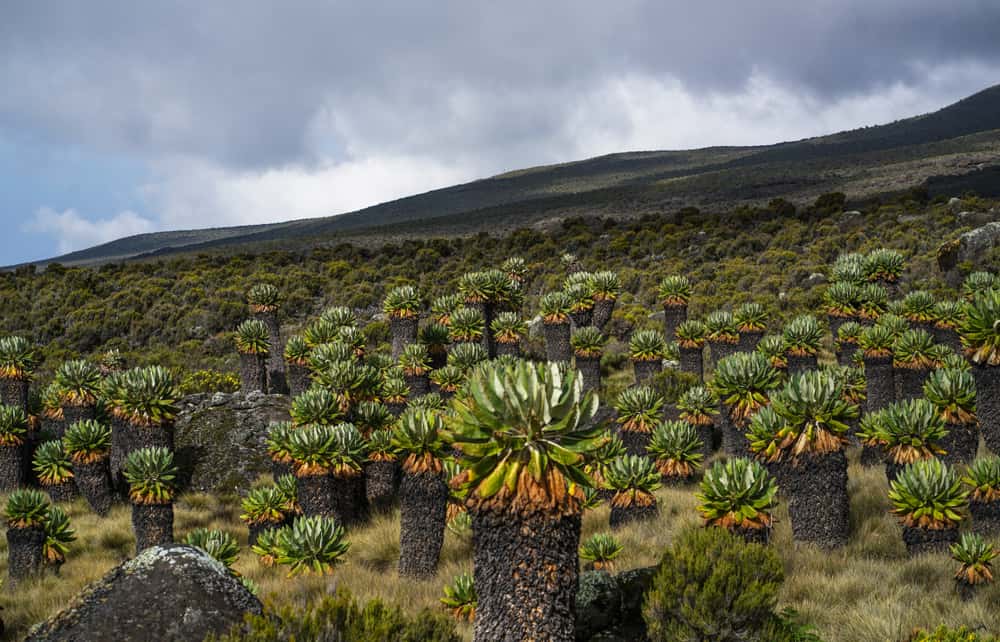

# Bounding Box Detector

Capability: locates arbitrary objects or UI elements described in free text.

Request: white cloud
[143,155,473,230]
[122,63,1000,236]
[24,207,157,254]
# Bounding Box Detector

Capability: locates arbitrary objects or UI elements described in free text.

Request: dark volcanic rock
[25,545,261,642]
[174,392,291,494]
[575,566,656,641]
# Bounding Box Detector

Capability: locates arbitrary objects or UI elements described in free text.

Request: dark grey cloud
[3,1,998,170]
[2,1,999,253]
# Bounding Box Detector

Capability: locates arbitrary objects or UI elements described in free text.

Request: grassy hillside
[35,84,1000,266]
[2,191,997,391]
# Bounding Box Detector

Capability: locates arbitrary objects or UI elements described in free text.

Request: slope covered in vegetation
[2,191,996,392]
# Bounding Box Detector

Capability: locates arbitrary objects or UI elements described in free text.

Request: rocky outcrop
[25,545,261,642]
[575,566,656,641]
[174,391,290,494]
[938,221,1000,285]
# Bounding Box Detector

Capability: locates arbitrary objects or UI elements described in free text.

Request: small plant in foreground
[579,533,623,571]
[440,572,477,622]
[275,515,351,577]
[950,532,996,588]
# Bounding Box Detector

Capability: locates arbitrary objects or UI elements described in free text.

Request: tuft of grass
[2,451,1000,641]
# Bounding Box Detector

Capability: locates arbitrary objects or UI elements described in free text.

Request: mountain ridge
[29,83,1000,267]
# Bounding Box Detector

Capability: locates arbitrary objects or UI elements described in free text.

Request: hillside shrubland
[1,191,995,390]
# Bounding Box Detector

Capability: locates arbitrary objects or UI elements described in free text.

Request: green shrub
[208,587,459,642]
[643,526,786,642]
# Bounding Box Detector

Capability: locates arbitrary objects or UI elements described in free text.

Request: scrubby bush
[643,526,791,642]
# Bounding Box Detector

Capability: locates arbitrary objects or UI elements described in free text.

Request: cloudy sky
[2,2,999,263]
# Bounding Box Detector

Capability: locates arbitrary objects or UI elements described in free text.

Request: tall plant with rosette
[836,321,862,366]
[629,329,667,384]
[99,349,126,377]
[364,429,398,512]
[64,419,113,515]
[614,386,663,456]
[459,269,518,357]
[447,342,489,374]
[858,282,888,322]
[235,319,271,393]
[658,275,691,340]
[283,335,312,396]
[903,290,937,331]
[383,284,421,358]
[490,312,526,358]
[0,336,35,410]
[420,322,451,370]
[42,505,76,571]
[591,271,620,330]
[446,360,603,642]
[924,368,978,466]
[381,375,410,416]
[756,334,787,371]
[823,281,861,336]
[289,423,364,524]
[859,323,896,413]
[782,314,824,374]
[431,365,465,400]
[675,320,707,379]
[5,489,49,584]
[648,421,704,484]
[570,326,607,393]
[502,256,528,284]
[711,352,780,457]
[448,306,485,346]
[892,328,939,400]
[0,404,28,490]
[960,288,1000,452]
[247,283,286,393]
[124,446,177,553]
[962,457,1000,536]
[392,408,451,579]
[432,294,464,327]
[583,431,625,502]
[832,252,866,285]
[889,458,966,556]
[705,310,739,367]
[240,486,287,545]
[757,370,857,545]
[734,302,768,352]
[932,300,964,353]
[33,440,76,503]
[697,458,777,544]
[114,365,179,455]
[564,276,596,328]
[605,454,661,528]
[677,385,718,460]
[540,291,573,363]
[290,386,342,428]
[319,305,357,332]
[54,359,102,427]
[399,342,432,397]
[963,271,997,301]
[864,248,905,295]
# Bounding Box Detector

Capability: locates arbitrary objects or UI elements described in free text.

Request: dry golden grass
[2,453,999,641]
